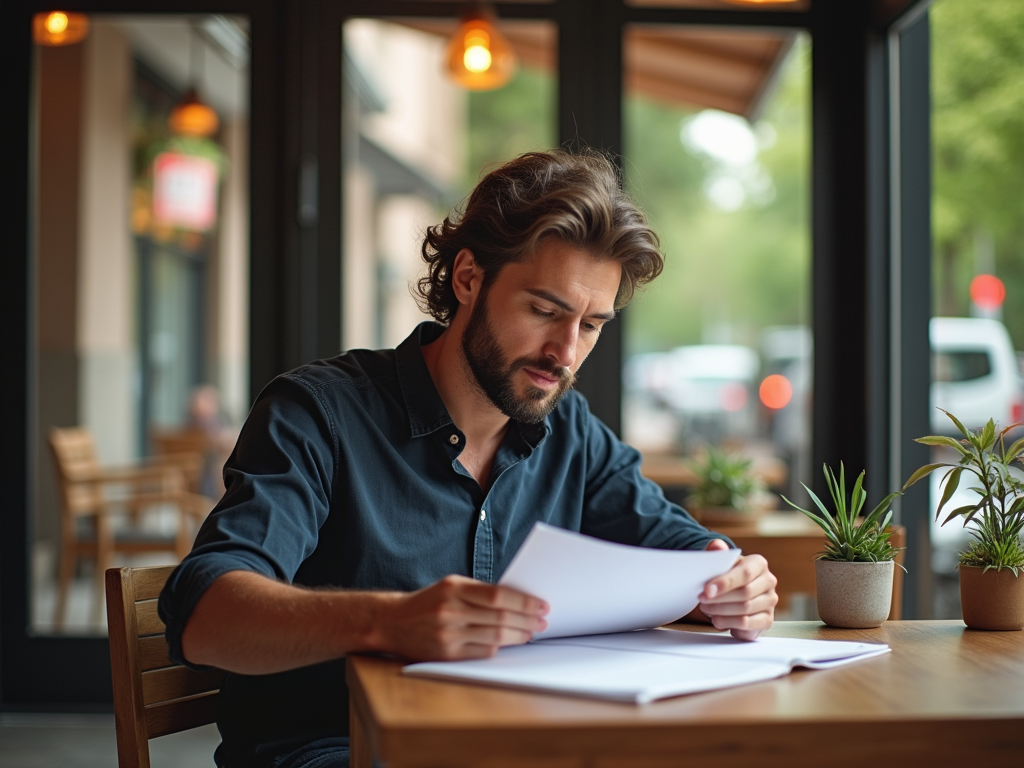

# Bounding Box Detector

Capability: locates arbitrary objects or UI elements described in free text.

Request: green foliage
[783,464,903,563]
[624,35,810,353]
[463,66,555,197]
[931,0,1024,342]
[687,447,763,511]
[903,410,1024,574]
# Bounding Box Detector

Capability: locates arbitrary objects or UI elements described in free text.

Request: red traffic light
[970,274,1006,310]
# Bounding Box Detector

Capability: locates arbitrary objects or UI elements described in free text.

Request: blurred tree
[932,0,1024,345]
[624,36,810,354]
[462,66,555,199]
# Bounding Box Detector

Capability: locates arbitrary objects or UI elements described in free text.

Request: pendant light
[33,11,90,46]
[445,4,516,91]
[168,24,219,138]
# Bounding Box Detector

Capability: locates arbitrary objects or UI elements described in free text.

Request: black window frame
[1,0,932,709]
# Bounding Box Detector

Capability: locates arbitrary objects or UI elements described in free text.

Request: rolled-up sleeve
[158,374,337,667]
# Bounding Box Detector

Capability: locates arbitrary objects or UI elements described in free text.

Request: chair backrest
[151,428,212,494]
[49,426,104,516]
[106,565,225,768]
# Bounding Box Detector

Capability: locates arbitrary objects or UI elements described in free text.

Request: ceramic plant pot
[814,559,894,629]
[958,565,1024,631]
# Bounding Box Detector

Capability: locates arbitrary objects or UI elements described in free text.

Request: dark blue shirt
[159,322,719,764]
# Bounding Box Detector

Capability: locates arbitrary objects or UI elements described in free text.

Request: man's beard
[462,292,575,424]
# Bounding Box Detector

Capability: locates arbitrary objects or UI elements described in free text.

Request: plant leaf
[915,435,971,455]
[935,467,963,518]
[903,463,948,491]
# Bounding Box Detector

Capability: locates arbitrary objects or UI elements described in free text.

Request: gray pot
[815,559,894,628]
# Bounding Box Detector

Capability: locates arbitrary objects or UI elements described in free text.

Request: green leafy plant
[903,410,1024,574]
[687,447,763,511]
[783,463,903,563]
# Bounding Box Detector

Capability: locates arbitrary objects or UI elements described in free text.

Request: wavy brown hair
[416,149,664,324]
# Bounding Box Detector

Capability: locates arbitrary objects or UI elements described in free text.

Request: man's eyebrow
[525,289,616,321]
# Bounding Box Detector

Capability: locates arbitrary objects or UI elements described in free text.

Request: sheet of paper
[404,628,890,704]
[497,523,740,640]
[542,628,892,668]
[406,642,788,704]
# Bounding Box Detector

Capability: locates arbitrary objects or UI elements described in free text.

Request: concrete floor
[0,713,221,768]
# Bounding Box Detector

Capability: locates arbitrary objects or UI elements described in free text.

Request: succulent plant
[687,447,762,511]
[783,463,903,563]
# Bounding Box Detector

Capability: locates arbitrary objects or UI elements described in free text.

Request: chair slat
[142,665,226,706]
[136,599,165,636]
[145,692,220,740]
[132,565,176,601]
[139,635,174,671]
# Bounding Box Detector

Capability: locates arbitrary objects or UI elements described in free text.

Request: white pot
[814,559,894,629]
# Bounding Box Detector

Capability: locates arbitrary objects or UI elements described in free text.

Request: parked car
[930,317,1024,434]
[658,344,760,445]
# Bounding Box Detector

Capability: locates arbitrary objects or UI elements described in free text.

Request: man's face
[461,239,621,423]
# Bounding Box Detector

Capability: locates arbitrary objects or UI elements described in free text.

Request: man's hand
[374,575,549,661]
[698,539,778,641]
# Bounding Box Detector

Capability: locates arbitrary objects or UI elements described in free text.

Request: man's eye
[582,322,601,334]
[532,307,555,318]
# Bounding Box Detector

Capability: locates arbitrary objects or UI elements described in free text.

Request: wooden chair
[106,565,225,768]
[48,427,212,627]
[151,427,216,494]
[730,524,907,620]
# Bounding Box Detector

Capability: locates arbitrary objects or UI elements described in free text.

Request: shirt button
[449,434,459,445]
[480,509,487,521]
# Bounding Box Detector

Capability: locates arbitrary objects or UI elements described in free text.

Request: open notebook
[403,524,889,703]
[405,627,890,704]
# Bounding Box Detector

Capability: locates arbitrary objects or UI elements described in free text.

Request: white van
[930,317,1024,434]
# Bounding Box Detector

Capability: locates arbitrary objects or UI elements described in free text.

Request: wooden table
[347,621,1024,768]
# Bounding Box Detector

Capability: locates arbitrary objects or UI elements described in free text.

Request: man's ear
[451,249,484,306]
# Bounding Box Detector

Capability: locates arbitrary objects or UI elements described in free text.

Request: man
[159,149,778,768]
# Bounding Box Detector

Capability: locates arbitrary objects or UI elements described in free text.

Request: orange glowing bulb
[34,11,89,46]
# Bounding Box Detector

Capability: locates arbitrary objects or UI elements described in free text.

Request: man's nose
[545,324,578,369]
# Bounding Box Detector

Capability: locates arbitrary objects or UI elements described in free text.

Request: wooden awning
[399,18,793,120]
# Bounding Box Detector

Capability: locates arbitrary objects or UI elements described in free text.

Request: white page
[405,642,789,704]
[542,628,891,668]
[498,523,740,640]
[404,629,890,704]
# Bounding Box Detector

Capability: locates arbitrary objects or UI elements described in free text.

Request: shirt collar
[396,322,454,438]
[395,321,553,447]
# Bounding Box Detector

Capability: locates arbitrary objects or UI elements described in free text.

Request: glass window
[31,14,250,634]
[928,0,1024,617]
[622,26,812,612]
[341,18,555,350]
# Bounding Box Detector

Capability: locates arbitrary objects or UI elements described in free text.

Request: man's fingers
[699,591,777,617]
[452,577,549,617]
[702,554,773,600]
[451,604,548,633]
[705,610,774,636]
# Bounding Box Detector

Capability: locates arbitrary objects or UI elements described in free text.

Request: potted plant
[686,447,770,529]
[783,464,902,628]
[903,411,1024,631]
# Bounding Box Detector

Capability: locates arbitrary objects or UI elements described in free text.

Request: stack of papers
[404,524,889,703]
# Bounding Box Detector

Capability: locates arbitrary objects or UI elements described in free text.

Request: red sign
[970,274,1006,310]
[152,152,219,231]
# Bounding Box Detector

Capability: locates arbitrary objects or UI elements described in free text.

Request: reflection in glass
[32,15,250,634]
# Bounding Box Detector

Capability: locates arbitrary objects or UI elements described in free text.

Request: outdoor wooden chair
[106,565,225,768]
[49,427,212,627]
[151,427,220,495]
